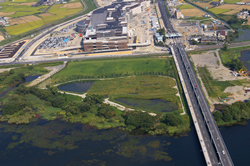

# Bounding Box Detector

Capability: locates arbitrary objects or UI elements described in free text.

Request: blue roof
[64,38,69,42]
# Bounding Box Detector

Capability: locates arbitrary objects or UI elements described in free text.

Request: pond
[234,29,250,42]
[57,81,95,93]
[115,98,178,112]
[0,119,205,166]
[239,50,250,71]
[25,75,41,82]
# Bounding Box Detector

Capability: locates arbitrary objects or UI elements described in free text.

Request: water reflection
[58,82,95,93]
[234,29,250,42]
[0,119,205,166]
[25,75,41,82]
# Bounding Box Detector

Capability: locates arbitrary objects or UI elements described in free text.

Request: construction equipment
[239,69,243,74]
[146,7,149,11]
[213,24,216,30]
[78,49,81,52]
[79,30,82,37]
[244,73,248,77]
[181,0,185,3]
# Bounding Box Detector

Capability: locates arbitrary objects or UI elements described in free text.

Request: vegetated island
[0,57,190,136]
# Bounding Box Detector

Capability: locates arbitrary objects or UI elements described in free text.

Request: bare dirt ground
[224,5,250,15]
[190,50,250,110]
[96,0,112,7]
[180,8,205,17]
[0,35,4,41]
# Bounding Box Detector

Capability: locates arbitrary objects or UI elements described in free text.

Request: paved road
[158,0,234,165]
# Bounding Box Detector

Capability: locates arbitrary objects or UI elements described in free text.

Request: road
[158,0,234,165]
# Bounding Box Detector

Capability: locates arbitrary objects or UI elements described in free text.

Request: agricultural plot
[224,0,241,3]
[178,4,195,9]
[208,7,231,14]
[9,15,41,26]
[60,2,82,9]
[5,20,44,35]
[224,5,250,15]
[194,2,213,9]
[41,4,82,24]
[180,8,205,17]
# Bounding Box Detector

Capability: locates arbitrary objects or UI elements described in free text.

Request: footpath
[58,91,157,116]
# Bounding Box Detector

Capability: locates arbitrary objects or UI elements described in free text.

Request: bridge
[157,0,234,165]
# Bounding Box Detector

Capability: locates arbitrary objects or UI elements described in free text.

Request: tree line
[213,101,250,124]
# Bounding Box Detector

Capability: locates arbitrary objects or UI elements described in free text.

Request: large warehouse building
[77,0,150,52]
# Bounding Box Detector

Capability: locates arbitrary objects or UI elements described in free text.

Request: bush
[9,69,15,74]
[78,102,91,113]
[164,113,182,126]
[97,104,116,119]
[124,111,155,131]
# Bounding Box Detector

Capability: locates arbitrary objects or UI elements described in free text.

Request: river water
[234,29,250,42]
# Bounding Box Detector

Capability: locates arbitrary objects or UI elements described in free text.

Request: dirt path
[0,67,17,73]
[58,91,87,98]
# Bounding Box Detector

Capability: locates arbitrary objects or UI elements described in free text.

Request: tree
[12,75,20,82]
[222,43,228,51]
[157,28,165,36]
[223,113,233,122]
[2,101,22,115]
[27,65,34,70]
[66,105,80,115]
[125,111,155,131]
[84,95,103,106]
[213,111,223,122]
[9,69,15,74]
[78,102,91,113]
[18,73,25,81]
[97,104,116,119]
[164,113,182,126]
[190,39,198,45]
[51,97,65,108]
[163,35,167,42]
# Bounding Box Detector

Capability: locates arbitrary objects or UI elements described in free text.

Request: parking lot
[38,36,71,50]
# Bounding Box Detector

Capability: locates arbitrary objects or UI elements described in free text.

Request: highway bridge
[157,0,234,165]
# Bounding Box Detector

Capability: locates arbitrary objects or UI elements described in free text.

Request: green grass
[178,4,195,9]
[208,8,231,14]
[5,19,44,35]
[224,0,241,3]
[52,57,170,83]
[197,66,242,98]
[87,75,181,110]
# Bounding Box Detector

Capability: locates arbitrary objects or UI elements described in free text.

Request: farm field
[3,1,83,35]
[208,7,231,14]
[224,0,241,3]
[223,5,250,15]
[180,8,205,17]
[178,4,195,9]
[194,2,213,8]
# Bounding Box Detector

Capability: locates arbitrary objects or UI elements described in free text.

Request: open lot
[180,8,205,17]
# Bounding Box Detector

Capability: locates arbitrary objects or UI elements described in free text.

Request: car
[196,85,198,87]
[222,150,225,154]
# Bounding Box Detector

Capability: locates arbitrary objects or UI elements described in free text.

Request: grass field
[224,0,241,3]
[52,57,172,83]
[224,5,250,15]
[178,4,195,9]
[197,66,242,98]
[87,75,181,108]
[208,8,231,14]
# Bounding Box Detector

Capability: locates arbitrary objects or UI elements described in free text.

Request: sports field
[178,4,195,9]
[208,7,231,14]
[181,8,205,17]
